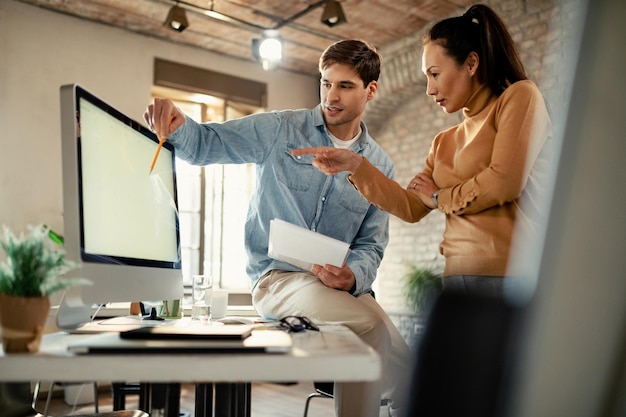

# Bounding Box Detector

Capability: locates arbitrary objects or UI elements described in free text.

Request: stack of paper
[268,219,351,271]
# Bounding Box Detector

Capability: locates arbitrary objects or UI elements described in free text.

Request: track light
[252,30,283,71]
[321,0,347,27]
[164,4,189,32]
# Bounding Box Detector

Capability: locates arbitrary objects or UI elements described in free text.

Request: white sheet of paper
[268,219,350,271]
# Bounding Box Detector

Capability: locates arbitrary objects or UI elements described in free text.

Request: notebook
[120,323,253,340]
[66,329,292,354]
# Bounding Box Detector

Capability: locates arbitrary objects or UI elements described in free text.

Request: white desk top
[49,303,260,320]
[0,325,380,383]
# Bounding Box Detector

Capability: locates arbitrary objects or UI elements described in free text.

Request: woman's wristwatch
[431,190,440,209]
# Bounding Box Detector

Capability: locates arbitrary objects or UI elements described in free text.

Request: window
[151,86,262,294]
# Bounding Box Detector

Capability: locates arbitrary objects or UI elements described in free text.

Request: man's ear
[466,51,479,76]
[367,80,378,100]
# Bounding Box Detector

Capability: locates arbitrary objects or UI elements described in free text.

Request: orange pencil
[149,116,173,174]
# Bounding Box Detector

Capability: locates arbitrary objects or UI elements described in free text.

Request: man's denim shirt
[168,105,395,296]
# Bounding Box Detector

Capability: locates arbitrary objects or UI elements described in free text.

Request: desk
[0,326,380,417]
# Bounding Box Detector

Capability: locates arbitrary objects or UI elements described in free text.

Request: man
[145,39,410,417]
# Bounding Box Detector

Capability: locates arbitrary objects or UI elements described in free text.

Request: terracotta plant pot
[0,293,50,353]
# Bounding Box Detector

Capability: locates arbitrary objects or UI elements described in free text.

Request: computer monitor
[58,84,183,328]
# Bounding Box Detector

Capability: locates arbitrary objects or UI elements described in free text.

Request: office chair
[70,412,148,417]
[35,381,100,416]
[0,382,149,417]
[302,381,391,417]
[404,290,522,417]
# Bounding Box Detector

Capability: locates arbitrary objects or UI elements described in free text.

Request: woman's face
[421,43,478,113]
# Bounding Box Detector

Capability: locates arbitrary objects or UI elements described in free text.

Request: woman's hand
[291,147,363,176]
[143,98,185,140]
[408,173,439,209]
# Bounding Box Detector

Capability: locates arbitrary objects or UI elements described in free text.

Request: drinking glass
[191,275,212,321]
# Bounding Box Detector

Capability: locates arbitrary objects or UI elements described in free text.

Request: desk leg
[215,383,251,417]
[164,383,181,417]
[195,383,214,417]
[139,383,180,417]
[139,383,151,412]
[242,383,251,417]
[111,382,149,412]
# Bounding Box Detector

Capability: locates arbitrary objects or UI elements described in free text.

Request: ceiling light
[321,0,347,27]
[164,4,189,32]
[252,30,283,71]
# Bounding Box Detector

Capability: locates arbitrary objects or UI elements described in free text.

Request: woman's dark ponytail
[424,4,527,96]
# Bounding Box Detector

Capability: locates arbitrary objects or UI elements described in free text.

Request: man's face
[320,63,377,139]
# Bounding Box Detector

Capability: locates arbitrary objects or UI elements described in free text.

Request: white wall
[0,0,319,234]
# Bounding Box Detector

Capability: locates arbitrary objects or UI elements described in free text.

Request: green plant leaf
[0,225,86,298]
[403,266,442,312]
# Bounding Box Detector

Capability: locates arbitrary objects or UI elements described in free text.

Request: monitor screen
[59,84,183,325]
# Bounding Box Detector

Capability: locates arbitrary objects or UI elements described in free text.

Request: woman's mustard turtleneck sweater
[349,80,552,278]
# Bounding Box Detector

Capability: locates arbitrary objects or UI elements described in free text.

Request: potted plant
[0,225,85,353]
[403,266,443,314]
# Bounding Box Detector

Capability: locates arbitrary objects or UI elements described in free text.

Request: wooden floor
[38,382,336,417]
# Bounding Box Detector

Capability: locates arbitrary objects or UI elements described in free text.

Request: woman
[292,4,552,298]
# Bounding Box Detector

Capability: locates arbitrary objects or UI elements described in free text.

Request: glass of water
[191,274,212,321]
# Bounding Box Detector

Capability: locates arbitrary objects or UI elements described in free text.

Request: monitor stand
[140,301,164,321]
[143,307,164,321]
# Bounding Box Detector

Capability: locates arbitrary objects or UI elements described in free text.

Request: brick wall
[365,0,585,343]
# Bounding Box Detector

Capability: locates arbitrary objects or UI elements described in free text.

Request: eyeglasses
[279,316,319,333]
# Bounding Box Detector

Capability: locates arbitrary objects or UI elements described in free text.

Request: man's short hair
[319,39,382,87]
